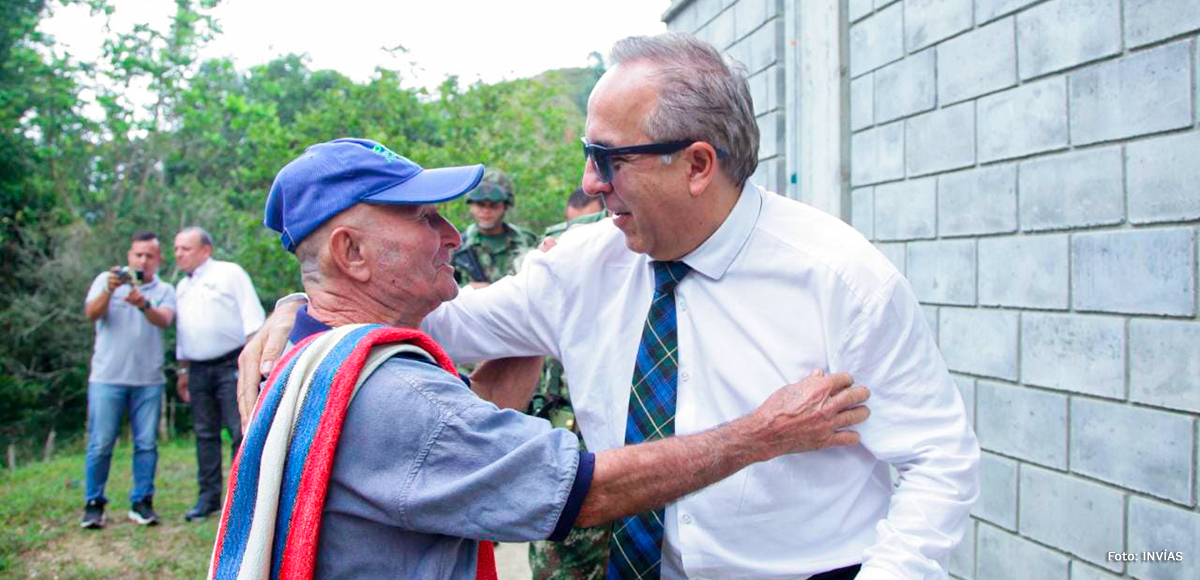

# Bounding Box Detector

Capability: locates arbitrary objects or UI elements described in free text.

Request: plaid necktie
[607,260,691,580]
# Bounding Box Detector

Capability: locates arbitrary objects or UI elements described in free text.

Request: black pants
[810,564,861,580]
[188,357,242,507]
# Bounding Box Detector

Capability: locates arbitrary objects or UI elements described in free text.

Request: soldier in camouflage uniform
[528,188,609,580]
[452,168,539,288]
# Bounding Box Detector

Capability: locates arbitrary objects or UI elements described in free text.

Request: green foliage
[0,0,601,460]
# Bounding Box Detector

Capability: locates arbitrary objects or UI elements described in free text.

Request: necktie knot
[652,261,691,295]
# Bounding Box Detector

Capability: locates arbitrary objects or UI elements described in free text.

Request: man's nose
[440,220,462,249]
[581,159,611,198]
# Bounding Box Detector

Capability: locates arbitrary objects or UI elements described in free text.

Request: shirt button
[681,514,693,524]
[678,299,688,311]
[681,372,690,382]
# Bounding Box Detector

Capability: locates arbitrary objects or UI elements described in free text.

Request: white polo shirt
[86,272,176,385]
[175,258,265,362]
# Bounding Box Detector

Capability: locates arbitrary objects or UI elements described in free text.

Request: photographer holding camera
[80,231,176,529]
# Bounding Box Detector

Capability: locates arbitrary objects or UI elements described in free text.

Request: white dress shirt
[176,258,266,361]
[424,184,979,580]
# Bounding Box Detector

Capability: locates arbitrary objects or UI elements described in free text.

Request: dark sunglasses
[581,138,727,183]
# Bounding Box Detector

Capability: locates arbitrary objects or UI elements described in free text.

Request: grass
[0,436,222,579]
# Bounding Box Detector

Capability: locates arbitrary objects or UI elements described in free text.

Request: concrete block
[1071,398,1195,504]
[748,66,781,115]
[952,373,976,426]
[908,241,977,306]
[906,102,976,176]
[850,0,873,23]
[1070,41,1193,145]
[851,74,875,131]
[976,380,1067,467]
[1070,562,1123,580]
[1018,147,1125,232]
[978,77,1069,163]
[1129,497,1200,580]
[1019,464,1125,570]
[1072,228,1196,316]
[1021,312,1125,398]
[851,121,905,186]
[851,186,874,239]
[745,18,779,74]
[906,0,974,52]
[938,17,1017,105]
[940,309,1018,381]
[975,0,1041,24]
[733,0,770,37]
[699,13,737,51]
[978,235,1069,309]
[758,109,780,159]
[1130,319,1200,414]
[668,0,701,33]
[1127,131,1200,224]
[938,165,1018,238]
[977,523,1070,580]
[1017,0,1122,80]
[1125,0,1200,48]
[948,519,975,579]
[875,49,937,123]
[974,452,1017,529]
[850,3,904,77]
[876,242,906,274]
[692,0,725,28]
[875,178,937,241]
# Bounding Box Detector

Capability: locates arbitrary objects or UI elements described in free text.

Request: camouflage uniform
[455,222,539,283]
[452,168,539,284]
[528,210,610,580]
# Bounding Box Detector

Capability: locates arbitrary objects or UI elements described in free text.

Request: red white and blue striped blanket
[207,323,497,580]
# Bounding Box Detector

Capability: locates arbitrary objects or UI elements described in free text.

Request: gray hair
[180,226,213,248]
[609,33,759,188]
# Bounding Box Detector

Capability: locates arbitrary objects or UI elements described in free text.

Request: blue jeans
[84,382,163,504]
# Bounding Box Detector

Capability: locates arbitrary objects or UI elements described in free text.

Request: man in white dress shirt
[242,33,978,580]
[173,226,265,521]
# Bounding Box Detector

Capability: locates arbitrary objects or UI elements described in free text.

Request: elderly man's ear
[328,227,372,283]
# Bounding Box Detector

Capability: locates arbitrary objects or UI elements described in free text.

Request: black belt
[810,564,861,580]
[192,347,243,366]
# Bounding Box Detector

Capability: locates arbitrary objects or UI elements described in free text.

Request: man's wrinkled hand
[743,369,870,462]
[237,300,303,428]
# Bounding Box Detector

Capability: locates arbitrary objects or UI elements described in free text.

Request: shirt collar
[289,305,332,345]
[189,257,213,278]
[678,182,762,281]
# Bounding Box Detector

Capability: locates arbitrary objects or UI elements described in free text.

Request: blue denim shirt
[288,309,594,579]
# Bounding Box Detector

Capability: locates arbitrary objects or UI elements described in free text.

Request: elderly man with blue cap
[208,138,869,580]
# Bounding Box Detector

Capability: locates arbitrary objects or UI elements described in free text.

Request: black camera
[117,266,146,285]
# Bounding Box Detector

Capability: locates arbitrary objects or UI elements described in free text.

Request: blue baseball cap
[264,138,484,252]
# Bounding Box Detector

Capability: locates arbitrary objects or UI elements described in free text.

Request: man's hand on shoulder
[739,369,870,462]
[237,298,304,428]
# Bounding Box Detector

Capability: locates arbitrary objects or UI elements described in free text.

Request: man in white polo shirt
[173,226,265,521]
[82,231,176,529]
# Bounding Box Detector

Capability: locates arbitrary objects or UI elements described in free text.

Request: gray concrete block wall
[666,0,1200,577]
[837,0,1200,578]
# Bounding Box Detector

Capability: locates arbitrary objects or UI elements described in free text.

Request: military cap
[466,168,515,204]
